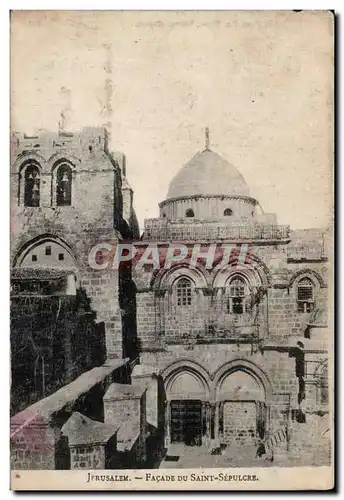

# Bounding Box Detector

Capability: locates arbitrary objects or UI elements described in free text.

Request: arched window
[176,277,192,306]
[24,164,40,207]
[228,276,249,314]
[224,208,233,216]
[185,209,194,218]
[56,163,72,206]
[297,277,315,313]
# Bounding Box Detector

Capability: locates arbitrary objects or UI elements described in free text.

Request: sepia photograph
[9,10,334,491]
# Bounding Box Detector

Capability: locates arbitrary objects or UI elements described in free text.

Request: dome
[166,148,250,200]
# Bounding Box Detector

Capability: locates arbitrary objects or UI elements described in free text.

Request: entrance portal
[170,400,203,446]
[217,369,266,446]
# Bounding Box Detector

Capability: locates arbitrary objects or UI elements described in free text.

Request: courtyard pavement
[159,443,273,469]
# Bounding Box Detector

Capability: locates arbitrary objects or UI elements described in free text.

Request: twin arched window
[176,277,193,306]
[22,161,73,207]
[297,277,315,313]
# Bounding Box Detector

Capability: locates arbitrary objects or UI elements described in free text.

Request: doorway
[170,400,203,446]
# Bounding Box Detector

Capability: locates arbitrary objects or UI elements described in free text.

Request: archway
[213,361,271,447]
[163,361,211,447]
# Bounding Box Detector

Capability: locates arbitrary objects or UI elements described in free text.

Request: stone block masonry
[104,383,147,465]
[10,127,138,362]
[10,359,130,470]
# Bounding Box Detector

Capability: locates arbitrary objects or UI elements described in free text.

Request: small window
[45,246,51,256]
[224,208,233,216]
[176,277,192,306]
[185,209,194,218]
[32,254,37,262]
[58,253,64,261]
[297,277,315,313]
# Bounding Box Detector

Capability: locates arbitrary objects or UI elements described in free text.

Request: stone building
[132,137,331,465]
[10,126,139,412]
[10,126,331,469]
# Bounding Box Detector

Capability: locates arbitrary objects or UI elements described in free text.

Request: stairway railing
[265,427,288,454]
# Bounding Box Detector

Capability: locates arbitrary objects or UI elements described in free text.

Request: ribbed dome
[166,149,250,199]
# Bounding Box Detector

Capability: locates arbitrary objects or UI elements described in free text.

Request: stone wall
[70,444,106,470]
[10,359,130,470]
[222,401,256,445]
[134,234,328,353]
[158,195,257,220]
[10,127,131,358]
[104,383,147,465]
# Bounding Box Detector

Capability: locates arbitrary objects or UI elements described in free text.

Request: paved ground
[160,443,273,469]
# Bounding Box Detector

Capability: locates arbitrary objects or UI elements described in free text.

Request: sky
[10,10,334,231]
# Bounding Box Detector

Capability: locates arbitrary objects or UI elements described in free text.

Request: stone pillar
[131,365,159,429]
[214,402,220,448]
[204,402,212,447]
[164,401,170,448]
[103,383,147,465]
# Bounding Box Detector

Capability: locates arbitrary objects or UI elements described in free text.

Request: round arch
[12,233,79,270]
[289,269,327,289]
[212,252,271,289]
[12,152,46,174]
[47,152,80,171]
[313,359,329,378]
[151,262,210,290]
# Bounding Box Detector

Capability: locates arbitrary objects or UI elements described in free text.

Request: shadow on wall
[145,375,167,469]
[119,265,139,361]
[10,288,106,415]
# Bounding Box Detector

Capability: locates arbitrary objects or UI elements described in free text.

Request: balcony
[143,218,290,243]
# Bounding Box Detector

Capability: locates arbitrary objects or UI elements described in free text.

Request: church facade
[132,140,331,464]
[10,126,331,468]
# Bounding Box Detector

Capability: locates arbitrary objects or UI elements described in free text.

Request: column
[203,402,210,447]
[164,400,170,448]
[214,402,220,447]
